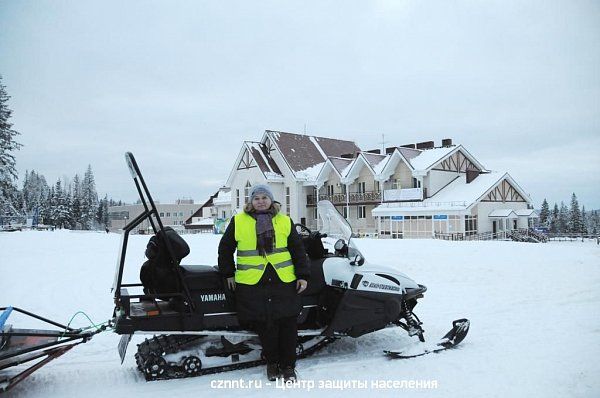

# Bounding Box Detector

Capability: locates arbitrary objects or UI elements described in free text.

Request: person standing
[218,184,309,381]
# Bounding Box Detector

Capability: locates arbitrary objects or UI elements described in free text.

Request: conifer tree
[539,199,550,226]
[558,202,569,233]
[569,193,583,234]
[81,165,98,229]
[0,75,22,215]
[549,203,559,233]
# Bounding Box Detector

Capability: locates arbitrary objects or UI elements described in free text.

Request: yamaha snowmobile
[111,152,470,381]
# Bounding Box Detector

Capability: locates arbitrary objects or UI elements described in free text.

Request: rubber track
[135,334,336,381]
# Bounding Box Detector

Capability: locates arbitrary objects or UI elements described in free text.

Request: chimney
[366,149,381,154]
[442,138,453,147]
[416,141,435,150]
[400,144,416,149]
[385,146,396,154]
[466,169,479,184]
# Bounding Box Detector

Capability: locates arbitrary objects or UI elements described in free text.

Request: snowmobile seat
[180,264,224,291]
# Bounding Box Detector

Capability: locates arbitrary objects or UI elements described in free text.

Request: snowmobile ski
[384,318,470,359]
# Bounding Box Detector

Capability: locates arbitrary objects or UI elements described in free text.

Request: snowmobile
[112,152,470,381]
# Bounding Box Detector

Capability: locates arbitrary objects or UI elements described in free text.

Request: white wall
[426,170,460,197]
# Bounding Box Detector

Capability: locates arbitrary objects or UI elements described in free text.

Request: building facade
[215,130,536,239]
[108,200,201,232]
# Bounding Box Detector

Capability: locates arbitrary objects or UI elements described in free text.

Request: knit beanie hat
[250,184,275,202]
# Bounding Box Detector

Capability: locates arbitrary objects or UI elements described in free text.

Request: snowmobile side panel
[324,289,403,338]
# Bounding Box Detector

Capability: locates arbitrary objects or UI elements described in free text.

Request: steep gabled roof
[362,152,389,174]
[409,145,486,173]
[265,130,360,176]
[397,147,421,161]
[224,141,284,187]
[245,141,283,178]
[329,156,354,176]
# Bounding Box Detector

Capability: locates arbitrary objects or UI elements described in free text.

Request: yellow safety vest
[234,212,296,285]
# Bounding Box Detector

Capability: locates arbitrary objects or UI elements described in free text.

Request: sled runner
[0,306,101,393]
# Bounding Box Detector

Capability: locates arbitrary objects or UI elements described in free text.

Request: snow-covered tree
[0,75,23,216]
[591,211,600,235]
[50,179,71,228]
[549,203,559,233]
[539,199,550,226]
[569,193,583,234]
[558,202,569,233]
[70,173,82,229]
[581,205,587,234]
[96,195,109,229]
[81,165,98,229]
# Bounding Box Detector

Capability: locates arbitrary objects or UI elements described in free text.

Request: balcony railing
[306,188,428,206]
[306,191,382,206]
[383,188,423,201]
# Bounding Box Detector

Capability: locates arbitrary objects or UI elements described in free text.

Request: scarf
[252,209,275,255]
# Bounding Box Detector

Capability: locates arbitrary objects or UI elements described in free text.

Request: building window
[222,211,226,219]
[236,189,240,207]
[342,206,348,219]
[179,212,183,217]
[159,212,164,217]
[375,181,380,192]
[358,206,366,219]
[413,178,421,188]
[465,215,478,236]
[358,182,366,194]
[327,184,334,196]
[244,182,251,204]
[166,212,170,217]
[391,179,400,190]
[341,184,347,194]
[314,208,318,219]
[285,187,290,216]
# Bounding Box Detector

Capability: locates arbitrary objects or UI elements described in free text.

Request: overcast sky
[1,0,599,209]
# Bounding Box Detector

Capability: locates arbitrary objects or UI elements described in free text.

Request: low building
[108,199,200,232]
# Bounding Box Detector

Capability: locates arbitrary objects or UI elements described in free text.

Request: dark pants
[255,316,298,368]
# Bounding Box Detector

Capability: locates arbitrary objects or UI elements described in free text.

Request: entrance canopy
[488,209,518,218]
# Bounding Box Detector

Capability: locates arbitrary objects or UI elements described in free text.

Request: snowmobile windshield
[317,200,352,241]
[317,200,364,262]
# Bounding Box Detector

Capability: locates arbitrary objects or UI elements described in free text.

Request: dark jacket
[218,215,310,322]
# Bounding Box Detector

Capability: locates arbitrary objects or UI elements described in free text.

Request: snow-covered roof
[428,172,505,205]
[213,190,231,205]
[296,162,325,182]
[408,146,457,171]
[245,141,283,179]
[515,209,538,217]
[329,157,353,176]
[488,209,518,218]
[372,154,391,174]
[188,217,214,226]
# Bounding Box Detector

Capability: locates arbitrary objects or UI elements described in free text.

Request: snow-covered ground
[1,230,599,397]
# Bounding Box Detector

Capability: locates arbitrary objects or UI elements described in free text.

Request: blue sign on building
[391,216,404,221]
[433,215,448,220]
